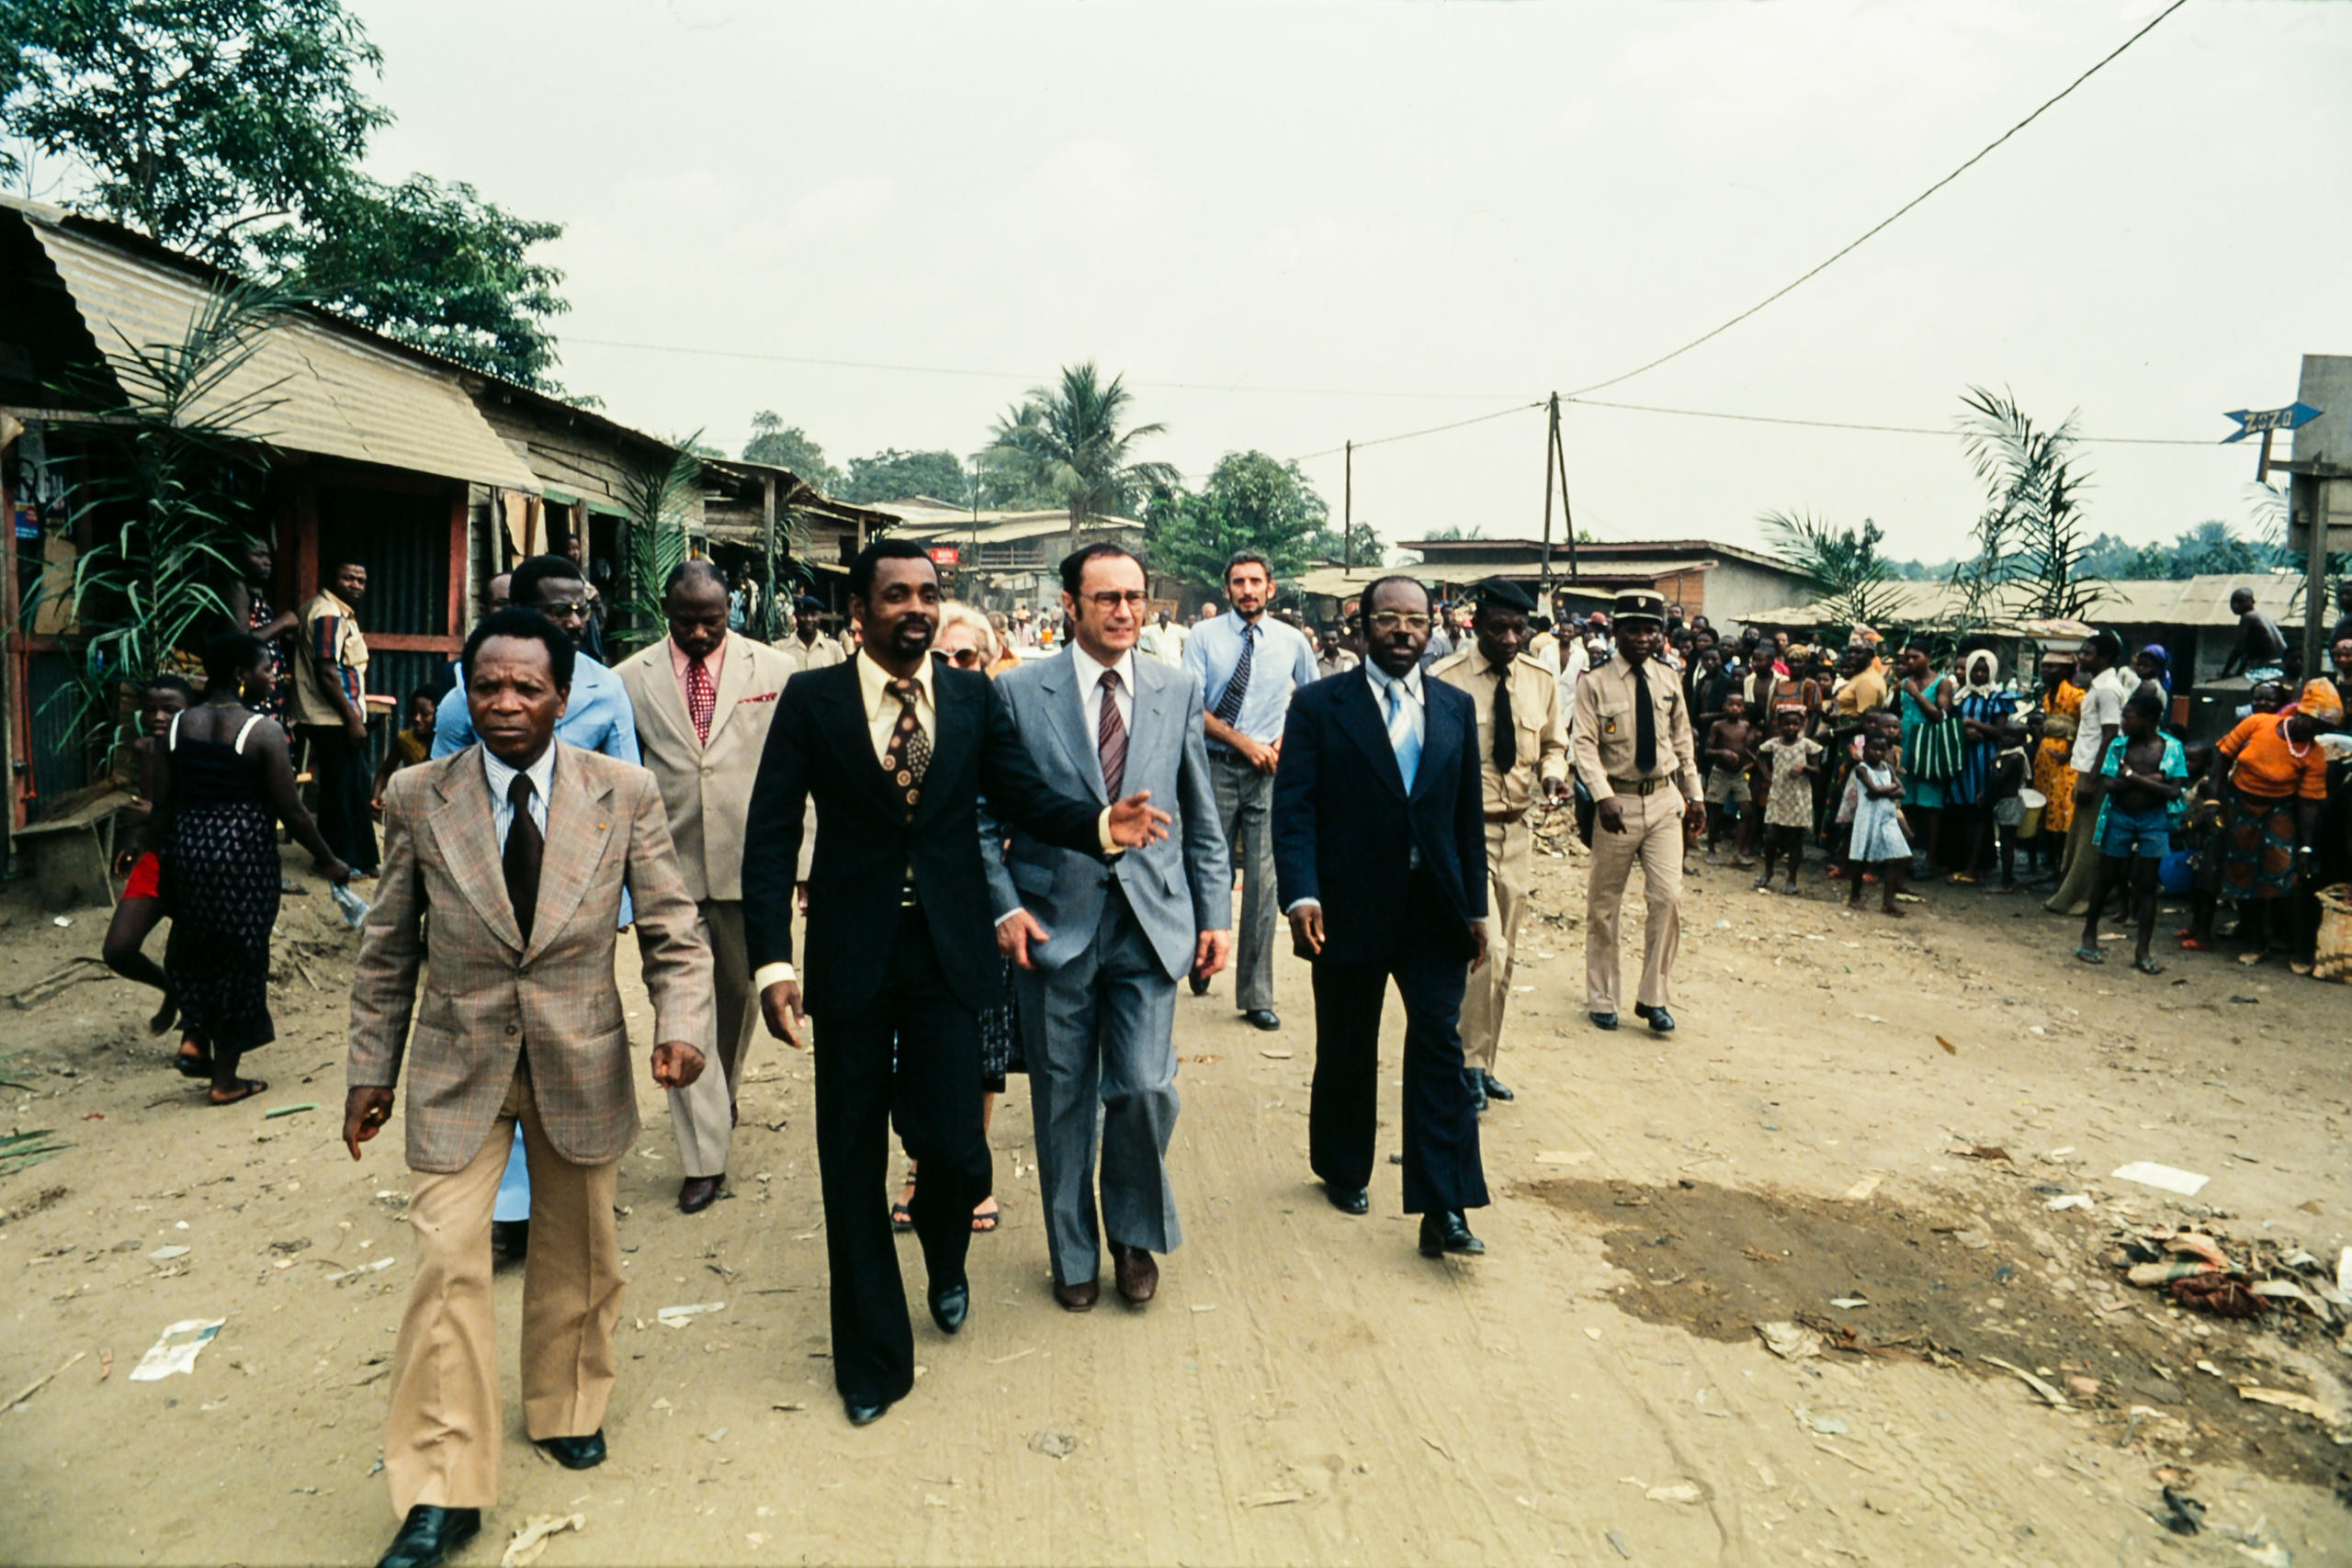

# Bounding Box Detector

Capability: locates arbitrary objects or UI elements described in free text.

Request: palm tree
[979,363,1181,543]
[1953,387,2102,626]
[1758,509,1904,632]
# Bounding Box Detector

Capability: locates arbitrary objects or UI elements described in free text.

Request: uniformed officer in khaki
[1568,590,1702,1032]
[1430,580,1567,1110]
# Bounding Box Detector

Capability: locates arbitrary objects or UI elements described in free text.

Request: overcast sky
[354,0,2350,562]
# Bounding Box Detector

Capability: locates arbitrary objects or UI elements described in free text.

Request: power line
[1562,395,2218,447]
[1291,401,1544,463]
[1562,0,2191,400]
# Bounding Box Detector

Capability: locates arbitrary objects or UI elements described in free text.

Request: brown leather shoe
[678,1176,720,1214]
[1112,1244,1159,1305]
[1052,1277,1099,1312]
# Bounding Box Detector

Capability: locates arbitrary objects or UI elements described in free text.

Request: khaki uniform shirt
[1569,655,1702,803]
[1315,649,1360,679]
[1431,647,1569,818]
[777,631,847,673]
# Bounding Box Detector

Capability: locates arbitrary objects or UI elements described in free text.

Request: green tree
[1307,519,1383,567]
[1952,387,2101,626]
[0,0,389,261]
[254,175,569,391]
[1759,509,1905,629]
[1146,451,1329,595]
[841,447,968,506]
[741,412,840,492]
[979,362,1180,542]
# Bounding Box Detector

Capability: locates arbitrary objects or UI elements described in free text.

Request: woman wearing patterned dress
[2030,652,2085,879]
[139,633,349,1104]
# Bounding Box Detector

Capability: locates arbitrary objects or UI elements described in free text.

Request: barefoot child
[103,674,194,1039]
[1843,729,1911,915]
[1702,694,1758,865]
[1752,703,1823,893]
[2078,687,2188,973]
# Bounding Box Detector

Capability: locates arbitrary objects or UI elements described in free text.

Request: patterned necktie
[1492,662,1517,773]
[1097,669,1128,799]
[882,678,930,818]
[1212,623,1255,727]
[1386,681,1420,792]
[684,655,715,745]
[504,771,544,943]
[1634,662,1658,774]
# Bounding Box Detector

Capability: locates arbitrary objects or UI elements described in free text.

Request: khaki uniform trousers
[667,900,759,1178]
[385,1062,622,1517]
[1584,784,1686,1015]
[1461,814,1534,1072]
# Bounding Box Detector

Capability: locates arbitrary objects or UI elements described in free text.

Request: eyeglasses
[1084,591,1149,611]
[1366,612,1432,633]
[947,648,985,668]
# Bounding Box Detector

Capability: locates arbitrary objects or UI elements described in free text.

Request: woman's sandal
[890,1172,916,1232]
[2074,945,2105,964]
[970,1199,1001,1234]
[175,1040,213,1079]
[207,1077,266,1107]
[2178,936,2216,952]
[2132,956,2166,976]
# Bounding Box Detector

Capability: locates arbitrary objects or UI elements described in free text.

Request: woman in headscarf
[2133,644,2173,705]
[1949,647,2018,884]
[2203,677,2340,960]
[2029,649,2086,882]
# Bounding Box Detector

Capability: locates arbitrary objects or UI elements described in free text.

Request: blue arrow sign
[2222,401,2321,443]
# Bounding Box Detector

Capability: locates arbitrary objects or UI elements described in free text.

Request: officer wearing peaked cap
[1430,580,1568,1109]
[1567,590,1702,1033]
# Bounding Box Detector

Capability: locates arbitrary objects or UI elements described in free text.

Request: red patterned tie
[1098,669,1128,799]
[685,656,715,745]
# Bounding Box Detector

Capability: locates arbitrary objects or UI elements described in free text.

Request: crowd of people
[82,530,2352,1568]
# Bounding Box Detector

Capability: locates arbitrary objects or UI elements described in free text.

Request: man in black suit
[741,539,1170,1427]
[1273,574,1492,1259]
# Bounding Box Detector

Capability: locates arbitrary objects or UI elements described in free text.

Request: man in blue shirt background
[1182,550,1318,1032]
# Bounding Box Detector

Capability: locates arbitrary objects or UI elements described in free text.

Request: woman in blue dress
[1896,641,1960,875]
[1949,649,2018,883]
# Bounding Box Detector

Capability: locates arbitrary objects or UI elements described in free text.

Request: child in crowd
[1843,728,1911,915]
[1752,703,1823,894]
[2178,742,2224,952]
[371,687,438,813]
[1702,693,1758,865]
[104,674,195,1035]
[1983,725,2030,891]
[2077,688,2188,974]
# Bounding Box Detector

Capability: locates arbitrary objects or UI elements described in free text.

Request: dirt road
[3,837,2346,1565]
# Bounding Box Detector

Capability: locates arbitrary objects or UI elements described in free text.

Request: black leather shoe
[1188,974,1210,997]
[1324,1182,1369,1215]
[1634,1003,1677,1033]
[1481,1071,1514,1102]
[1464,1070,1488,1113]
[1589,1011,1619,1032]
[928,1280,969,1335]
[378,1505,481,1568]
[1419,1211,1485,1258]
[536,1430,606,1470]
[491,1218,527,1261]
[844,1394,892,1427]
[678,1175,720,1213]
[1244,1009,1281,1032]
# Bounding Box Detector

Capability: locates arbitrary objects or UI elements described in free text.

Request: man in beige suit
[615,559,797,1213]
[343,608,713,1568]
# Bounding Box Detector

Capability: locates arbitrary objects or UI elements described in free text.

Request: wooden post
[762,473,780,644]
[1343,440,1353,573]
[1539,394,1556,593]
[1553,399,1579,585]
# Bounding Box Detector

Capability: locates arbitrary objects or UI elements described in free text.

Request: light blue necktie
[1386,682,1420,792]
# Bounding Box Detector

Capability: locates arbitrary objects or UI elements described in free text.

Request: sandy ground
[3,830,2348,1567]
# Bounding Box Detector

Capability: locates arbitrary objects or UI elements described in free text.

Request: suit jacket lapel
[1039,650,1107,803]
[524,747,616,963]
[1133,657,1178,777]
[434,750,526,953]
[815,662,892,804]
[638,643,698,755]
[702,631,754,750]
[910,665,976,829]
[1334,669,1408,800]
[1409,682,1456,802]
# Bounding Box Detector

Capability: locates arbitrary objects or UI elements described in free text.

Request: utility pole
[761,472,780,644]
[1343,439,1353,573]
[1539,393,1557,594]
[1555,402,1579,586]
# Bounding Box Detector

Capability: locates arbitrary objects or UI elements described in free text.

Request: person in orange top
[2028,652,2085,879]
[2205,678,2340,953]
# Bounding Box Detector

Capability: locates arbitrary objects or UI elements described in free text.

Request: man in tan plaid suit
[344,609,714,1568]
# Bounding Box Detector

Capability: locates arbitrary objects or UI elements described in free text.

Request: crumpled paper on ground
[129,1318,224,1382]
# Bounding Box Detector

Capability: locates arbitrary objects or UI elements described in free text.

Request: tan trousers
[385,1063,622,1517]
[1461,814,1533,1072]
[668,899,758,1178]
[1585,784,1685,1014]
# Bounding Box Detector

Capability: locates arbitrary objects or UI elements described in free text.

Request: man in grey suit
[987,544,1233,1310]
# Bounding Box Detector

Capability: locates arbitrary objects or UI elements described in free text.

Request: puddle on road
[1530,1177,2347,1491]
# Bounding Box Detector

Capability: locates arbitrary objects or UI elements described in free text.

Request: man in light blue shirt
[1181,550,1318,1032]
[434,554,643,1261]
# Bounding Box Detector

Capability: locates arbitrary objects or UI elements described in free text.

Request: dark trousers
[1306,876,1488,1214]
[810,907,989,1406]
[300,725,378,873]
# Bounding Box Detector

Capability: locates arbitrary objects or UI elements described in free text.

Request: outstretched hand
[1107,791,1173,848]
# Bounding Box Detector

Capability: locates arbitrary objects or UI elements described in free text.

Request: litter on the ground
[129,1317,224,1382]
[262,1102,320,1119]
[1755,1321,1823,1360]
[500,1511,584,1568]
[1828,1296,1871,1310]
[147,1245,190,1262]
[656,1302,724,1328]
[2044,1194,2093,1211]
[1983,1356,2072,1408]
[5,1349,86,1411]
[2110,1161,2210,1196]
[1840,1172,1884,1201]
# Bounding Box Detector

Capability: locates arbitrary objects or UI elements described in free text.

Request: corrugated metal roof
[1743,572,2308,630]
[13,201,539,492]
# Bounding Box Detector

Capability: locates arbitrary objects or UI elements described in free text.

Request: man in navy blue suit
[1272,574,1491,1258]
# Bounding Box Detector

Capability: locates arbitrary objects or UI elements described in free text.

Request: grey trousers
[667,900,758,1179]
[1015,885,1182,1286]
[1208,751,1278,1011]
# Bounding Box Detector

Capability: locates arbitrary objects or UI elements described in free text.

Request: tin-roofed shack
[1396,536,1817,629]
[864,498,1148,615]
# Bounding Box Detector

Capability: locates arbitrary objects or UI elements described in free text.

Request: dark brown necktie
[1098,669,1128,798]
[882,678,930,818]
[504,771,544,943]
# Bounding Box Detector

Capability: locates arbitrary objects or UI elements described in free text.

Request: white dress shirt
[482,742,556,851]
[1075,642,1136,739]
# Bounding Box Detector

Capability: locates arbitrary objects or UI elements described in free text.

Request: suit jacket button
[505,1024,518,1036]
